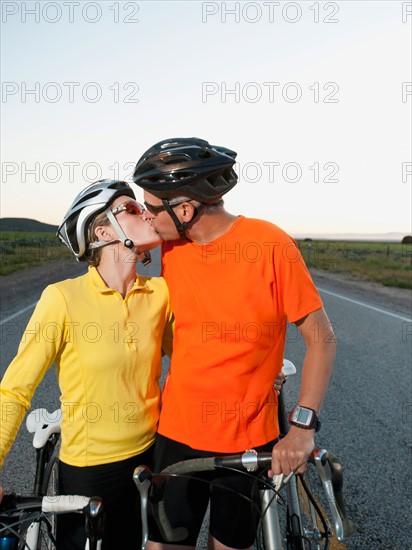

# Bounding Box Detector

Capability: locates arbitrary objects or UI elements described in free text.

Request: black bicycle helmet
[57,179,135,260]
[133,137,238,202]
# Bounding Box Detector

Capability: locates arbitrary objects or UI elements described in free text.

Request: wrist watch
[288,405,321,432]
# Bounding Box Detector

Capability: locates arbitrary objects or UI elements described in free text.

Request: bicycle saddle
[26,408,62,449]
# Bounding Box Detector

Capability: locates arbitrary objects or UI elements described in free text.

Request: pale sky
[1,1,411,237]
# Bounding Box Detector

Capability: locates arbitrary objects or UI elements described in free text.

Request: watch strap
[288,405,321,432]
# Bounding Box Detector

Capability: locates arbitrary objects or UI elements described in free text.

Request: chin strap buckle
[138,251,152,266]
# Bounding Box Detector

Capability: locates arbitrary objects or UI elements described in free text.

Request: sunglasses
[111,200,145,217]
[144,199,190,216]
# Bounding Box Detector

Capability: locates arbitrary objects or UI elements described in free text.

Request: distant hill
[0,218,58,233]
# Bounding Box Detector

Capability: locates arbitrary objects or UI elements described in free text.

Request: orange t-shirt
[159,216,323,452]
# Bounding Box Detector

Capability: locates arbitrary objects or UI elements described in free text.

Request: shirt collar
[87,266,148,294]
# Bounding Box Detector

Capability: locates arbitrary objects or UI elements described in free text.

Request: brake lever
[311,449,356,540]
[133,466,153,550]
[84,496,104,550]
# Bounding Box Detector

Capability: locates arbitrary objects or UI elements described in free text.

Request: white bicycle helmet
[57,179,150,265]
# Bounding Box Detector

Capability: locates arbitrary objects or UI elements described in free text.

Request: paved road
[1,255,411,549]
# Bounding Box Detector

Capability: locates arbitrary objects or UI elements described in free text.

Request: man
[133,137,336,550]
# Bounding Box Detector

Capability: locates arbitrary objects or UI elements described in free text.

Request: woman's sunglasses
[111,200,145,217]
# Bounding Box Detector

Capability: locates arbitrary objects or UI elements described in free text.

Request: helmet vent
[136,162,155,174]
[76,190,101,206]
[163,154,191,165]
[174,171,193,181]
[197,150,212,159]
[206,174,225,188]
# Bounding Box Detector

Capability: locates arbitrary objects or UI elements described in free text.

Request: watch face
[289,406,320,431]
[296,408,312,424]
[293,407,313,425]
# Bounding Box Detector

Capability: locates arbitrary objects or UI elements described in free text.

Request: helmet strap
[106,208,152,266]
[162,200,206,239]
[88,208,151,266]
[162,200,188,237]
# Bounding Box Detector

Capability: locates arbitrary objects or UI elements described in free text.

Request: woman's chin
[136,237,163,252]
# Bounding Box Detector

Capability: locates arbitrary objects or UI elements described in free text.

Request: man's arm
[270,306,336,476]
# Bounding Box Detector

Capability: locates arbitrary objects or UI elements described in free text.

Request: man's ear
[180,202,197,222]
[94,224,114,242]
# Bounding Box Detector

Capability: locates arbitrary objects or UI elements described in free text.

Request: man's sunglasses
[144,199,190,216]
[111,200,145,216]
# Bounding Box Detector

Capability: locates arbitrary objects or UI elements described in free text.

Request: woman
[0,179,173,549]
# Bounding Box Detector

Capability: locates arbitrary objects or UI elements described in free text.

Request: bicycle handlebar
[133,448,355,548]
[0,494,104,550]
[0,494,90,514]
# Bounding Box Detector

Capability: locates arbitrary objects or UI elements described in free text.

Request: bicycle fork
[260,474,315,550]
[23,522,41,550]
[259,474,285,550]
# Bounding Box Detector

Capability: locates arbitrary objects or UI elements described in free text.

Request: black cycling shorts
[57,446,153,550]
[148,434,277,549]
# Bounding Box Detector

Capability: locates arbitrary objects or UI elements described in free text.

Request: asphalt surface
[1,253,411,549]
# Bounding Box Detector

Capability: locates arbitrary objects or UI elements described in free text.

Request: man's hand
[274,371,286,393]
[269,427,315,476]
[0,485,4,503]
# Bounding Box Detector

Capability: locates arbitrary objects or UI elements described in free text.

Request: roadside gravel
[0,259,87,321]
[310,268,411,318]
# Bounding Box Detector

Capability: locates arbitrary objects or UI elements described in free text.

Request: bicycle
[133,360,356,550]
[0,408,104,550]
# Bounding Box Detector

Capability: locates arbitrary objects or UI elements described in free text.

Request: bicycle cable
[298,473,331,545]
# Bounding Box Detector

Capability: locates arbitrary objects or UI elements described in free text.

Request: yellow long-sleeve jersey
[0,267,173,467]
